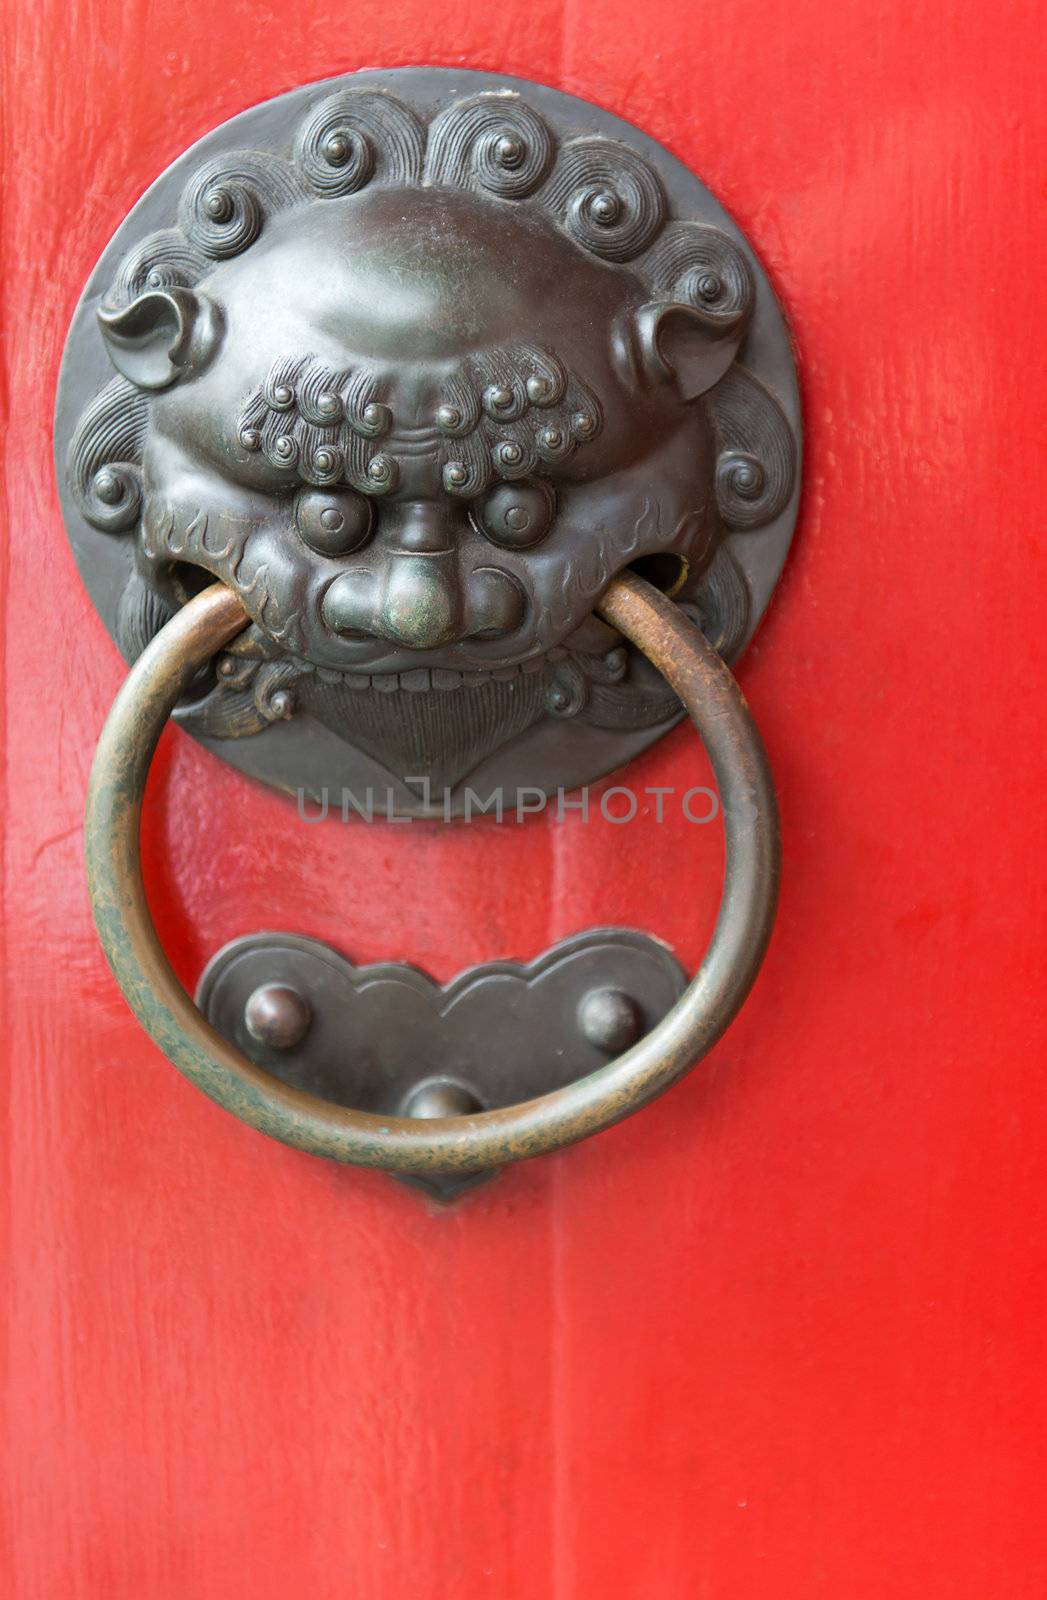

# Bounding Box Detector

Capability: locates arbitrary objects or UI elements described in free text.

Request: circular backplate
[55,67,801,815]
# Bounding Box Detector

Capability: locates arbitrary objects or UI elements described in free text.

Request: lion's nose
[380,556,459,648]
[322,560,524,649]
[322,558,457,648]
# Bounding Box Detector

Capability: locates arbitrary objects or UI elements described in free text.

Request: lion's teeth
[312,655,549,690]
[400,668,432,692]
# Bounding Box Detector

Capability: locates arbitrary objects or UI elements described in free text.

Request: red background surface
[2,2,1046,1595]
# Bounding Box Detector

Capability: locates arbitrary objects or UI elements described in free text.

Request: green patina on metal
[84,576,780,1175]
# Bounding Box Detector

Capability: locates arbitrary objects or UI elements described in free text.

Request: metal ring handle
[85,573,780,1176]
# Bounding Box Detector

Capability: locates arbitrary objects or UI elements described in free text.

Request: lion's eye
[295,489,373,555]
[475,480,555,548]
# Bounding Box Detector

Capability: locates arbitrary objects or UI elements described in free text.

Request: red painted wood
[2,2,1046,1595]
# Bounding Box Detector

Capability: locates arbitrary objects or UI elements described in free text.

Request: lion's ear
[631,301,741,401]
[97,288,222,391]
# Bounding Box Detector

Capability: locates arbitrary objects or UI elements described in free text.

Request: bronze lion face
[60,72,799,807]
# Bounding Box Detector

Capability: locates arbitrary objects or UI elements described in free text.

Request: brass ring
[85,573,780,1176]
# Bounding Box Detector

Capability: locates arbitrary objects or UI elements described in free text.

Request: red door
[3,4,1045,1597]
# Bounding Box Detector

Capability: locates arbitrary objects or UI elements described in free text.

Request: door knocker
[56,68,801,1193]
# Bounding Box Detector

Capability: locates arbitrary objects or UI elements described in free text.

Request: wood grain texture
[2,1,1046,1595]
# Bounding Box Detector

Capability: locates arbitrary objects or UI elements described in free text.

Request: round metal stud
[243,983,312,1050]
[401,1079,484,1119]
[577,987,643,1053]
[495,134,524,167]
[323,131,352,166]
[203,188,233,222]
[93,468,124,505]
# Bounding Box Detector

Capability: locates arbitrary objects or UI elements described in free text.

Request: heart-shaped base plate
[197,927,686,1197]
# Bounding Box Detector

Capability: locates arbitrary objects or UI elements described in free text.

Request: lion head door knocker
[57,69,800,1193]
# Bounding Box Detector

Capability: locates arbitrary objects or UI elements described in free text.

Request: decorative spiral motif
[295,90,424,197]
[717,453,766,513]
[237,358,400,486]
[108,229,208,307]
[517,345,567,408]
[263,364,300,411]
[425,96,554,198]
[183,173,262,258]
[86,463,142,531]
[181,155,303,259]
[434,374,482,437]
[344,372,392,439]
[301,127,373,197]
[63,73,802,783]
[571,405,601,442]
[362,452,398,493]
[707,369,797,530]
[544,138,666,262]
[535,423,573,464]
[297,363,349,425]
[440,432,492,498]
[68,378,148,532]
[270,432,300,468]
[428,346,603,487]
[482,376,528,422]
[643,224,755,335]
[689,545,752,662]
[254,662,302,722]
[492,436,538,479]
[544,659,590,718]
[301,441,344,486]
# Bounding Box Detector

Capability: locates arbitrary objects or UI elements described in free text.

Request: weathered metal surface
[9,2,1044,1588]
[56,67,800,814]
[83,572,780,1175]
[196,927,687,1195]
